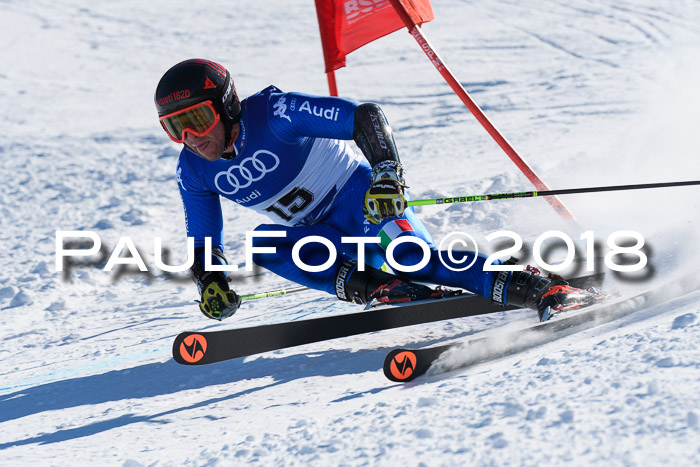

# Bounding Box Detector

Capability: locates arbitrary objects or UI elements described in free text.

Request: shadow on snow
[0,330,455,448]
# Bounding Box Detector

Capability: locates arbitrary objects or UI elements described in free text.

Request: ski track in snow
[1,0,699,465]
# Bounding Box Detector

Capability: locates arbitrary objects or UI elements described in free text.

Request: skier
[154,58,600,322]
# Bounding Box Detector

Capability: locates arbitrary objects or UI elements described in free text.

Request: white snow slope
[1,0,700,465]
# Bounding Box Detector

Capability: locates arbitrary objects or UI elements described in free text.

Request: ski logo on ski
[179,334,208,363]
[388,351,418,381]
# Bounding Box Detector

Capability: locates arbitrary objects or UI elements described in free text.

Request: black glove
[197,272,241,320]
[363,161,407,224]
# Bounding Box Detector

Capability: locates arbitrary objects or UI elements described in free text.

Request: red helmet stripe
[186,58,227,78]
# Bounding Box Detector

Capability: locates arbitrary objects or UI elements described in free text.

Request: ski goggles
[159,100,220,143]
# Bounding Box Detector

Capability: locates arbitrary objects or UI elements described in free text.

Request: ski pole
[236,180,698,301]
[240,286,309,301]
[407,180,700,207]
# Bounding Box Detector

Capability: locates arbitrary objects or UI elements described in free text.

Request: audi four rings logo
[214,150,280,195]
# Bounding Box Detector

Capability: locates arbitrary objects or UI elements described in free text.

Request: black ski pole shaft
[407,180,700,206]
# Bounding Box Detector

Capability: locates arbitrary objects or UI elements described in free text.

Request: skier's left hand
[363,161,406,224]
[197,272,242,320]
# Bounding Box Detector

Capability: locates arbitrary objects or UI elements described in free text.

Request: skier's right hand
[363,161,406,224]
[197,272,241,320]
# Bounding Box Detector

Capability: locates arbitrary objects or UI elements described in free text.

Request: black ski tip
[384,349,421,382]
[383,344,454,382]
[172,332,210,365]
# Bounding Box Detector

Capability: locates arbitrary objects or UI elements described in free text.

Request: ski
[383,287,649,382]
[173,293,512,365]
[173,272,604,366]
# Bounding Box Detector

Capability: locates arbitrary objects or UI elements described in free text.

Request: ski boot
[334,261,460,305]
[493,266,606,321]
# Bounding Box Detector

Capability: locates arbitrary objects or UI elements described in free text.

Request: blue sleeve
[266,92,358,142]
[176,152,224,254]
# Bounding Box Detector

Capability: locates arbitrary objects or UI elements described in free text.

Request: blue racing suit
[176,86,503,299]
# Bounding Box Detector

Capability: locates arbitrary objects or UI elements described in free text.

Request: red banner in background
[315,0,434,74]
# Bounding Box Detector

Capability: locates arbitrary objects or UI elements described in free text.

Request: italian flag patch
[378,219,414,249]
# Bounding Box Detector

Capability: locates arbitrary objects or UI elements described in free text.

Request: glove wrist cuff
[192,247,229,294]
[198,271,229,294]
[371,160,405,184]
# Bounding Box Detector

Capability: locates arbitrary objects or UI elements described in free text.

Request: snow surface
[1,0,700,465]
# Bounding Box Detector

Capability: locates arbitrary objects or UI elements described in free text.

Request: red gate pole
[327,70,339,96]
[389,0,578,224]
